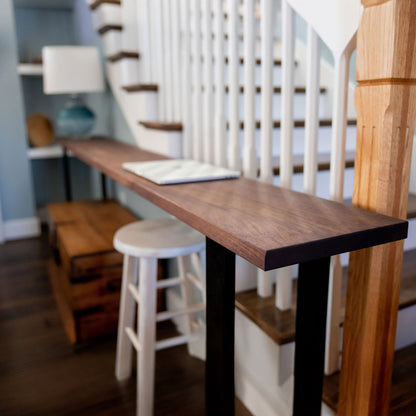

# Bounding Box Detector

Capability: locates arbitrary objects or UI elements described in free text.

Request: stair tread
[139,121,183,132]
[98,24,122,35]
[271,151,355,175]
[122,84,158,93]
[224,86,327,94]
[408,193,416,219]
[90,0,120,10]
[225,57,285,66]
[323,342,416,414]
[107,51,140,62]
[139,119,357,132]
[232,119,357,129]
[235,247,416,346]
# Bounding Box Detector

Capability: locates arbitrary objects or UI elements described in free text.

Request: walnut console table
[58,137,408,416]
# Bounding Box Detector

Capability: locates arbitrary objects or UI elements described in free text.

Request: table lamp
[42,46,105,137]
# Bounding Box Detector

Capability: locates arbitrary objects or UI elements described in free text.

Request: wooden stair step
[139,119,357,133]
[224,86,327,94]
[270,151,355,176]
[407,193,416,219]
[225,57,285,66]
[107,51,140,63]
[122,83,158,93]
[139,121,183,132]
[98,24,122,35]
[89,0,120,10]
[235,248,416,346]
[231,119,357,130]
[322,342,416,415]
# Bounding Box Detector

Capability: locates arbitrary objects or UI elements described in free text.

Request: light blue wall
[0,0,36,221]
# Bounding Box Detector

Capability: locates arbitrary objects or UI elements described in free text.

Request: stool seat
[114,218,205,258]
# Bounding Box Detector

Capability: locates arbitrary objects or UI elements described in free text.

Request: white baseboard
[3,217,41,241]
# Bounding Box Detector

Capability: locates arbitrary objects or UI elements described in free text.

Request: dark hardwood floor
[0,230,251,416]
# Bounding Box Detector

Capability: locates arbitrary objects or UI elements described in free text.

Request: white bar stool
[113,218,206,416]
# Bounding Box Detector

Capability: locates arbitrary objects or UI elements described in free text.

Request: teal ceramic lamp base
[58,94,95,137]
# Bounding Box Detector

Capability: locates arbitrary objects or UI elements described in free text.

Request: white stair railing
[214,0,227,167]
[228,0,241,171]
[242,0,257,179]
[181,0,192,158]
[202,0,214,164]
[191,1,203,161]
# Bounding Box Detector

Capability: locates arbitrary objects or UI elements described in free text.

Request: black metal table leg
[205,237,236,416]
[101,173,107,199]
[62,151,72,201]
[293,256,331,416]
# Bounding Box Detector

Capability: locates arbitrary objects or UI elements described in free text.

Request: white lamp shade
[42,46,105,94]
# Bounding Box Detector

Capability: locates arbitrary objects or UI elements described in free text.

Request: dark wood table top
[58,137,408,271]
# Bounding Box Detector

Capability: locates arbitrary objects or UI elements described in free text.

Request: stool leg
[137,257,158,416]
[116,255,138,381]
[178,255,195,336]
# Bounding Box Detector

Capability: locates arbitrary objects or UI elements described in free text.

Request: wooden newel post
[338,1,416,415]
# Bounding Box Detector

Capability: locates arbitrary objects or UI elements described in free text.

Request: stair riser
[230,125,357,156]
[91,4,121,30]
[224,65,303,87]
[120,59,140,85]
[101,31,121,56]
[222,90,329,120]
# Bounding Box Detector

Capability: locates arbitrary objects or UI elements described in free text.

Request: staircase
[85,0,416,414]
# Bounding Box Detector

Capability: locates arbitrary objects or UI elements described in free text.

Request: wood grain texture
[338,1,416,415]
[107,51,139,62]
[57,137,407,271]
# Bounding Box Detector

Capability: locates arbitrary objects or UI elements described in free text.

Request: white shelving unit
[27,144,74,159]
[17,63,43,76]
[27,144,63,159]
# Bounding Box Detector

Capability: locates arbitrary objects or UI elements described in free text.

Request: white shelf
[18,63,43,76]
[27,144,63,159]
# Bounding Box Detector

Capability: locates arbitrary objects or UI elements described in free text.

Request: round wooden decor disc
[26,113,54,147]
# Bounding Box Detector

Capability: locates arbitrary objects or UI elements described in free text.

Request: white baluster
[181,0,192,158]
[259,0,274,184]
[276,0,295,311]
[303,25,320,196]
[203,0,214,163]
[192,1,203,161]
[257,0,275,298]
[325,36,356,375]
[171,0,182,122]
[163,0,174,122]
[243,0,257,179]
[228,0,241,171]
[214,0,227,167]
[154,0,166,120]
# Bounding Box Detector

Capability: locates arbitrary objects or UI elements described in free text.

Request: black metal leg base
[293,257,330,416]
[205,237,236,416]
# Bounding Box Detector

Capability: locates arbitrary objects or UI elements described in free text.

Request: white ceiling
[14,0,74,9]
